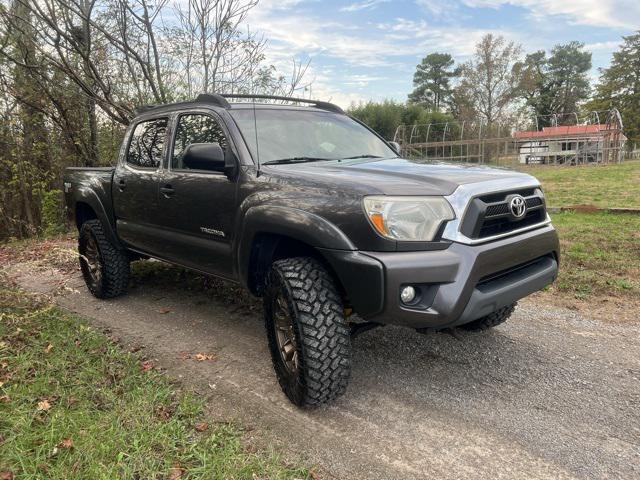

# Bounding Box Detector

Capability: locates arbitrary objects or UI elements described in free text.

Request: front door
[155,112,238,279]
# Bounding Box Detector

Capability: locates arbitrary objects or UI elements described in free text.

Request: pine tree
[408,53,458,111]
[588,32,640,144]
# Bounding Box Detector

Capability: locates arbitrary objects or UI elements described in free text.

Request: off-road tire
[79,219,130,299]
[264,257,351,407]
[460,302,516,331]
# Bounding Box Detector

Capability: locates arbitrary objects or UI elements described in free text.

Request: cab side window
[126,118,168,169]
[172,114,228,171]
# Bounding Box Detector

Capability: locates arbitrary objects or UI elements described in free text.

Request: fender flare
[73,187,122,248]
[236,205,355,287]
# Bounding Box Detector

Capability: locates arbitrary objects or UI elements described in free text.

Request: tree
[0,0,51,235]
[0,0,311,239]
[454,34,523,128]
[587,32,640,143]
[0,0,310,127]
[546,41,591,117]
[518,50,552,123]
[408,52,458,110]
[518,42,592,125]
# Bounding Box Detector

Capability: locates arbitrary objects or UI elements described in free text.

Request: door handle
[117,179,126,191]
[160,185,175,196]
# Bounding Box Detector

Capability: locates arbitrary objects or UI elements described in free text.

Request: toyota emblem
[509,195,527,218]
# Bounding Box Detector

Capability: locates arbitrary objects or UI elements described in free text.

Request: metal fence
[393,109,626,168]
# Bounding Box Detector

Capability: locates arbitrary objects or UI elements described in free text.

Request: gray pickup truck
[64,93,559,407]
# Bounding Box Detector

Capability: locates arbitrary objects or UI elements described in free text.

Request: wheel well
[247,233,346,300]
[75,202,98,230]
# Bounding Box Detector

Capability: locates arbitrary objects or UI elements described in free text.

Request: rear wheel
[264,257,351,407]
[460,303,516,331]
[79,219,130,299]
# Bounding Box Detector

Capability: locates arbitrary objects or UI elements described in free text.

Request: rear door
[154,111,239,279]
[112,117,169,255]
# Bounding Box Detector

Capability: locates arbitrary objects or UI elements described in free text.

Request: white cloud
[299,65,371,107]
[377,18,518,58]
[460,0,640,29]
[248,13,403,67]
[584,40,621,51]
[414,0,462,19]
[243,0,629,104]
[340,0,390,12]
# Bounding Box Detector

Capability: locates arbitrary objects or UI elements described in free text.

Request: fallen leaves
[168,466,184,480]
[0,471,13,480]
[158,307,172,314]
[0,395,10,403]
[44,343,53,354]
[156,405,172,421]
[36,399,51,411]
[194,353,216,362]
[57,438,73,449]
[140,360,154,372]
[194,422,209,432]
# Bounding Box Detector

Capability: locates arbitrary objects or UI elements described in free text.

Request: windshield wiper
[341,154,383,160]
[262,157,333,165]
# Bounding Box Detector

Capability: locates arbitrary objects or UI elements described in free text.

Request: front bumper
[321,225,559,329]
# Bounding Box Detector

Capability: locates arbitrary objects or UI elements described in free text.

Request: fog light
[400,286,416,304]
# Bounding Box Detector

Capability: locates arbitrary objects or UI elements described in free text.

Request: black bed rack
[135,93,343,115]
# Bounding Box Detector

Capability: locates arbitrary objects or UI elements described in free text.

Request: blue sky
[247,0,640,108]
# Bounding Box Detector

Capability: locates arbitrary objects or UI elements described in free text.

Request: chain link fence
[393,109,626,168]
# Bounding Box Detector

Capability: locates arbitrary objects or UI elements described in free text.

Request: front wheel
[460,303,516,331]
[264,257,351,407]
[79,219,130,299]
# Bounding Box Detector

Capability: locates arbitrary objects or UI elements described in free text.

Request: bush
[348,100,455,141]
[41,189,66,236]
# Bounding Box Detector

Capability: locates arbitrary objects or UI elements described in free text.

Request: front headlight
[363,196,455,241]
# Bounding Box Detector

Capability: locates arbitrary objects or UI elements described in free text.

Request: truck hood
[264,158,538,196]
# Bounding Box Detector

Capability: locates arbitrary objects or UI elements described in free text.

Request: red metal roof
[513,124,609,139]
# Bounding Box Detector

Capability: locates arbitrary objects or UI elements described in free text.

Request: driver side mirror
[389,141,401,156]
[182,143,225,172]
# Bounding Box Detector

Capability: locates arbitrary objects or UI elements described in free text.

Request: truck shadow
[129,259,557,403]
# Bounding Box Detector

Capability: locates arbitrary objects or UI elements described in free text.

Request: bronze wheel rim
[273,293,299,375]
[82,235,102,288]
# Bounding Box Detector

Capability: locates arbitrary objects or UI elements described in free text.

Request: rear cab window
[126,118,168,169]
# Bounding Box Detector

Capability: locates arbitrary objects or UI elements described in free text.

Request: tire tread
[79,220,129,298]
[460,302,516,331]
[267,257,351,406]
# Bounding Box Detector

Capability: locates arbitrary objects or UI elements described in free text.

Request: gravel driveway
[6,260,640,479]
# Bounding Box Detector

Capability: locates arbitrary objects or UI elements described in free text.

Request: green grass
[0,286,308,480]
[550,211,640,300]
[519,160,640,300]
[520,160,640,208]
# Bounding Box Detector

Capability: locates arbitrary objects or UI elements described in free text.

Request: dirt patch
[565,204,600,213]
[524,290,640,323]
[0,234,78,273]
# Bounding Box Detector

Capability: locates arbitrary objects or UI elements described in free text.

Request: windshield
[229,108,397,164]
